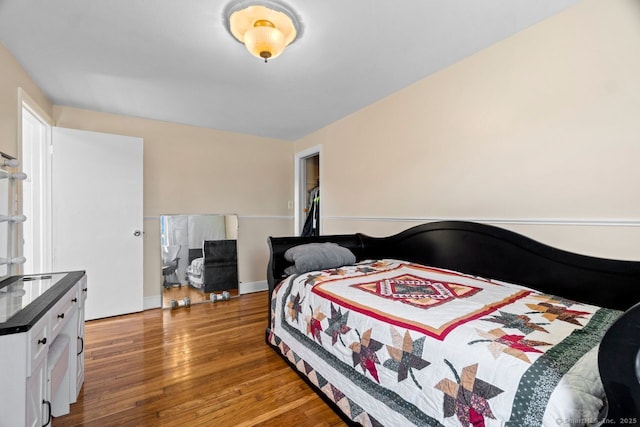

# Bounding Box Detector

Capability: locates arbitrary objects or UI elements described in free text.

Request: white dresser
[0,271,86,427]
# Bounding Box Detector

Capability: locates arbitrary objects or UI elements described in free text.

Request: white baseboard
[239,280,268,294]
[144,295,162,310]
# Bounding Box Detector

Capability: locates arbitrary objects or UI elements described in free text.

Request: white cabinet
[0,272,86,426]
[25,356,47,427]
[70,274,87,403]
[0,311,49,427]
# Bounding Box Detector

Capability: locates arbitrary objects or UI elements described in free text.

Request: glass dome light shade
[243,22,286,60]
[227,3,298,61]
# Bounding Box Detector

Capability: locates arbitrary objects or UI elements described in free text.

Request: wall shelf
[1,151,26,277]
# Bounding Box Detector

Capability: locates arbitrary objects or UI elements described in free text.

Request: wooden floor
[53,291,346,427]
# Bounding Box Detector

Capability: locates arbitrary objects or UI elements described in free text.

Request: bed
[266,221,640,426]
[186,239,239,293]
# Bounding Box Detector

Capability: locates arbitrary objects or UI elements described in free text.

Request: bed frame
[266,221,640,424]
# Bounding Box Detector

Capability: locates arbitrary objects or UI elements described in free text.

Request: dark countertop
[0,271,86,335]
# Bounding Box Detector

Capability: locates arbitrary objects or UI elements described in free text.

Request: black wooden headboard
[268,221,640,311]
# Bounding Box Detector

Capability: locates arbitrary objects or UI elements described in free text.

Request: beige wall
[54,106,293,301]
[0,42,53,156]
[296,0,640,260]
[4,0,640,306]
[2,40,294,304]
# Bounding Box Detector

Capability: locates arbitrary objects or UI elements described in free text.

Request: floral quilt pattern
[269,260,621,427]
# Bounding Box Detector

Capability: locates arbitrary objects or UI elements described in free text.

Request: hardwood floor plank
[53,291,347,427]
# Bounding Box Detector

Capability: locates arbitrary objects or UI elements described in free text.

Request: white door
[52,127,143,320]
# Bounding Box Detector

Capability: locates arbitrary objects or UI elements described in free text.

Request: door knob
[133,230,142,237]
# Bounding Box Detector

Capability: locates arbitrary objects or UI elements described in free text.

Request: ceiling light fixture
[225,0,301,63]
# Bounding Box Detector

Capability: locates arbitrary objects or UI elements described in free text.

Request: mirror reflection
[160,214,238,308]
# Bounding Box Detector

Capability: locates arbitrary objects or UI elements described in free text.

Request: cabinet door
[73,306,85,402]
[25,357,47,427]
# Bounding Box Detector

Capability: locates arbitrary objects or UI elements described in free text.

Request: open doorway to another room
[295,146,321,236]
[20,102,53,275]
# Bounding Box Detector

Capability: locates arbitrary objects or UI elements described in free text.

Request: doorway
[21,104,53,275]
[20,101,144,320]
[294,146,321,236]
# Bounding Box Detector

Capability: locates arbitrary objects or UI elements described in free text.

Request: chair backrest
[161,245,180,264]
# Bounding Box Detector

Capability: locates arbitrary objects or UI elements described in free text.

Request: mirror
[160,214,238,308]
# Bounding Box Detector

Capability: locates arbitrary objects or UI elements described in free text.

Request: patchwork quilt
[268,260,621,427]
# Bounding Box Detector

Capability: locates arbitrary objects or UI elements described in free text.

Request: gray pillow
[284,242,356,275]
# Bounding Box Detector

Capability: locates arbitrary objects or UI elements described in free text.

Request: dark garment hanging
[301,187,319,237]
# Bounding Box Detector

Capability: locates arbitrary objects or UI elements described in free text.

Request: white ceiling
[0,0,581,141]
